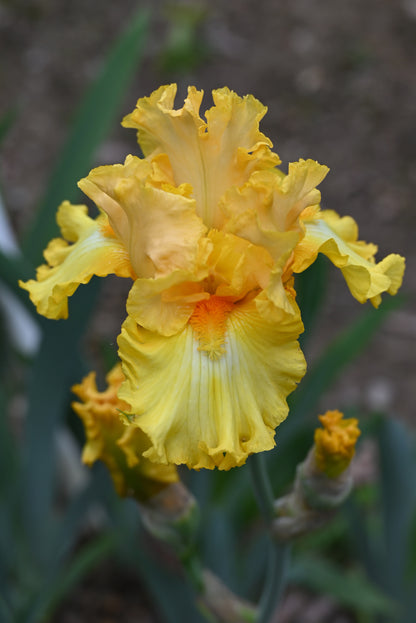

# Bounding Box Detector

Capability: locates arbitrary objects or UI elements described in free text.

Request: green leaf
[406,505,416,580]
[0,108,17,146]
[26,534,115,623]
[22,8,149,265]
[0,595,13,623]
[122,526,206,623]
[282,296,403,446]
[0,249,38,316]
[377,416,416,600]
[0,389,18,497]
[289,554,397,616]
[49,467,111,569]
[22,279,101,558]
[201,506,239,592]
[265,296,404,497]
[344,495,385,589]
[296,254,329,348]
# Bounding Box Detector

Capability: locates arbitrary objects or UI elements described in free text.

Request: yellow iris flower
[20,85,405,470]
[72,363,178,500]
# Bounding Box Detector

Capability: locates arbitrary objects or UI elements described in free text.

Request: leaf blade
[22,8,149,265]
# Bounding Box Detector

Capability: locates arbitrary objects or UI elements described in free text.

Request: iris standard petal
[79,155,207,279]
[222,159,329,262]
[122,84,280,228]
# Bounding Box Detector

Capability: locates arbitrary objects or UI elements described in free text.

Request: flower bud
[314,409,360,478]
[273,410,360,541]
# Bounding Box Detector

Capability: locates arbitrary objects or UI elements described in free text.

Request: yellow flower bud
[314,410,361,478]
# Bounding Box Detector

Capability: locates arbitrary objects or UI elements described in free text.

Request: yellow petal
[126,230,276,337]
[207,229,273,298]
[122,84,280,228]
[125,230,278,337]
[293,210,405,306]
[79,155,207,279]
[117,299,305,470]
[127,270,210,336]
[19,202,134,319]
[78,156,152,244]
[72,364,178,499]
[255,255,303,322]
[222,159,329,261]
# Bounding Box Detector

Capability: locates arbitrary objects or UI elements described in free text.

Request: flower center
[99,218,117,238]
[189,295,234,359]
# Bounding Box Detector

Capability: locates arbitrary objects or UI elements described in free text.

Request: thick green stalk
[249,453,290,623]
[181,548,205,594]
[258,544,290,623]
[249,452,275,521]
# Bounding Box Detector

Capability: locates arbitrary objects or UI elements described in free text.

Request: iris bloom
[72,363,178,500]
[20,85,405,470]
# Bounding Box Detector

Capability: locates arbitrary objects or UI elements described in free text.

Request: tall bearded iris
[20,85,405,470]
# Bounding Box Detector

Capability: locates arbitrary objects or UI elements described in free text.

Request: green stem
[258,543,290,622]
[181,548,205,594]
[248,452,275,522]
[248,453,290,623]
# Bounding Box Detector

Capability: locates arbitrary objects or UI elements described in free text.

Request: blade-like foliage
[289,554,397,616]
[0,108,17,146]
[377,417,416,601]
[22,8,149,265]
[0,249,38,315]
[22,279,101,559]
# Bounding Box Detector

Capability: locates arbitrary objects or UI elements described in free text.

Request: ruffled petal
[122,85,280,228]
[293,210,405,307]
[72,364,178,500]
[79,155,207,279]
[127,270,210,337]
[117,300,305,470]
[126,231,275,336]
[207,229,273,298]
[19,202,134,319]
[255,255,302,322]
[77,155,152,244]
[222,159,329,261]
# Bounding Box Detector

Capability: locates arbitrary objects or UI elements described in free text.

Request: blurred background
[0,1,415,622]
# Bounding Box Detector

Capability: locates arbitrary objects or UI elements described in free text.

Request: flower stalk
[249,452,290,623]
[273,411,361,541]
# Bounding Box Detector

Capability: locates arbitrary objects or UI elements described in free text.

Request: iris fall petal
[19,202,134,319]
[293,210,405,306]
[117,301,305,470]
